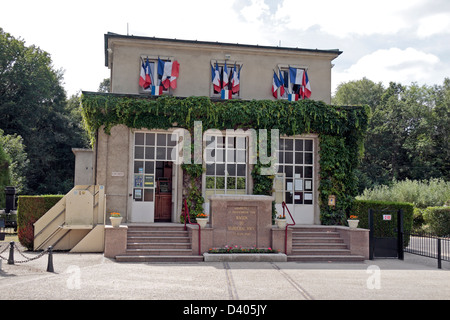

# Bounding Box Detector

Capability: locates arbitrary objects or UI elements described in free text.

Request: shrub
[423,207,450,237]
[357,178,450,209]
[17,195,63,250]
[352,200,414,246]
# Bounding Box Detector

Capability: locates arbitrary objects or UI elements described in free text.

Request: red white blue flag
[158,58,180,90]
[222,61,229,89]
[211,63,221,93]
[302,70,311,99]
[232,63,241,94]
[151,85,163,96]
[221,89,232,100]
[272,71,282,98]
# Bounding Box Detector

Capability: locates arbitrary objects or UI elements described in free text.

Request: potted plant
[110,212,122,228]
[195,213,208,228]
[347,215,359,229]
[275,214,287,229]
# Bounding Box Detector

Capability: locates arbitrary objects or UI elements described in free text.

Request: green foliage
[16,195,63,250]
[0,144,11,208]
[357,178,450,209]
[423,207,450,236]
[0,29,89,195]
[352,200,414,245]
[0,129,28,194]
[334,78,450,193]
[81,92,370,224]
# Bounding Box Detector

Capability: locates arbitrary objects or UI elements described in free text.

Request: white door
[130,131,178,223]
[275,137,315,224]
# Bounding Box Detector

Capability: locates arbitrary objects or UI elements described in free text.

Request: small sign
[112,172,124,177]
[383,214,392,221]
[328,195,336,207]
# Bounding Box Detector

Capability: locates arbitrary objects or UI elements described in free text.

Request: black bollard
[47,246,54,272]
[8,241,14,265]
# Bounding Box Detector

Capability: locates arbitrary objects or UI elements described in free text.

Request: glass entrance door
[131,131,177,223]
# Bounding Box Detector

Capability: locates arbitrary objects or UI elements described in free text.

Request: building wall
[106,36,339,103]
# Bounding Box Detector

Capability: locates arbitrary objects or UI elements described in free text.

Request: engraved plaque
[227,206,257,246]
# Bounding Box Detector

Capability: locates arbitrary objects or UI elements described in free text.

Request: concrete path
[1,250,449,301]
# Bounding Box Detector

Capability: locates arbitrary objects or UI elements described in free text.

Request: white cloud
[333,47,441,90]
[417,13,450,38]
[275,0,423,37]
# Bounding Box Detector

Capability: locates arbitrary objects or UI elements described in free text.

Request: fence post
[437,238,442,269]
[368,209,374,260]
[47,246,54,273]
[8,241,14,265]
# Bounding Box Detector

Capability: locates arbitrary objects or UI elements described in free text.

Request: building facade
[83,33,343,226]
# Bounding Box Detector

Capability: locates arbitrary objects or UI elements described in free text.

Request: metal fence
[404,232,450,269]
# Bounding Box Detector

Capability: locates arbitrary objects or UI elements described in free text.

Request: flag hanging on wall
[302,70,311,99]
[231,63,241,94]
[158,58,180,90]
[211,63,221,93]
[139,59,152,89]
[222,61,229,89]
[272,71,282,98]
[151,85,163,96]
[221,89,232,100]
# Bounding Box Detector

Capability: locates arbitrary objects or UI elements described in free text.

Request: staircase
[288,226,365,262]
[115,224,203,262]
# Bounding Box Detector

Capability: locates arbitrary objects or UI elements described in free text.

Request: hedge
[423,207,450,237]
[352,200,414,246]
[17,195,63,250]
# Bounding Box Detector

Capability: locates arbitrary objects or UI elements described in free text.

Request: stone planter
[347,219,359,229]
[196,218,208,228]
[110,217,123,228]
[275,218,287,229]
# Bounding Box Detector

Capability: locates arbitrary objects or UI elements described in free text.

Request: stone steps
[288,226,365,262]
[115,224,203,263]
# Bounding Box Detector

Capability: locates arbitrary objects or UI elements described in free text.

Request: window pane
[285,152,293,164]
[227,150,235,163]
[134,161,144,174]
[237,177,246,189]
[305,153,313,164]
[227,177,236,190]
[285,165,293,177]
[206,164,215,175]
[145,147,155,159]
[305,140,313,151]
[135,133,144,145]
[157,147,166,160]
[145,161,154,174]
[227,137,235,148]
[145,133,155,146]
[167,147,175,161]
[157,133,166,146]
[144,189,154,202]
[295,152,303,164]
[216,163,225,175]
[216,177,225,189]
[304,166,313,178]
[206,176,215,189]
[227,164,236,176]
[167,133,177,146]
[236,137,246,149]
[295,139,303,151]
[237,164,246,176]
[285,139,293,151]
[236,150,245,163]
[135,146,144,159]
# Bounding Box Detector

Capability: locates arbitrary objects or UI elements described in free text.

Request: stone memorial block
[209,195,273,248]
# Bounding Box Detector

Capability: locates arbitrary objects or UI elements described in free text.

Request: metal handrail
[183,199,201,256]
[282,201,296,254]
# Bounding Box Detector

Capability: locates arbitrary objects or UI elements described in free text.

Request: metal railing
[183,199,201,255]
[404,232,450,269]
[0,241,54,272]
[282,201,296,254]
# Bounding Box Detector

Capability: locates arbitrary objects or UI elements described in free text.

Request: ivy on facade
[81,92,370,225]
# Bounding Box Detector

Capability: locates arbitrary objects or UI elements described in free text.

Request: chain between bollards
[4,241,54,273]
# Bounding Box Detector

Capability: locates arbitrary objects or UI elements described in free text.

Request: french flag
[139,60,151,89]
[211,63,221,93]
[221,89,232,100]
[151,85,163,96]
[158,58,180,90]
[289,67,304,85]
[272,71,282,98]
[231,63,241,94]
[288,94,299,101]
[302,70,311,99]
[222,61,229,89]
[278,70,285,97]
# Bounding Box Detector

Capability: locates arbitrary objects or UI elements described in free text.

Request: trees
[333,78,450,193]
[0,28,88,195]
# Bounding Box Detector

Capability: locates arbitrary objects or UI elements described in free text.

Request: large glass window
[205,134,247,201]
[277,137,314,205]
[133,132,177,202]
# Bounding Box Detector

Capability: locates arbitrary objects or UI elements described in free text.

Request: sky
[1,0,449,97]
